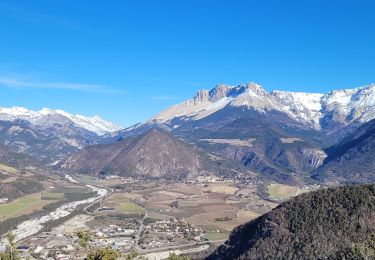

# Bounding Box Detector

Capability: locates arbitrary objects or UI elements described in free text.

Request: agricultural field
[203,232,229,241]
[41,192,65,200]
[102,181,279,237]
[0,192,58,221]
[199,138,256,147]
[266,183,304,201]
[53,185,91,194]
[116,202,145,214]
[206,183,239,194]
[100,193,145,215]
[78,175,101,186]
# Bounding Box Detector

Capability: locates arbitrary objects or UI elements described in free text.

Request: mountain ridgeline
[0,107,121,164]
[58,129,243,180]
[207,184,375,260]
[1,82,375,184]
[97,82,375,184]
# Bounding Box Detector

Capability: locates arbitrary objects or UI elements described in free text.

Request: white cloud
[0,75,127,94]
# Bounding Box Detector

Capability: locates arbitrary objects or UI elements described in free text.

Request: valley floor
[0,174,317,259]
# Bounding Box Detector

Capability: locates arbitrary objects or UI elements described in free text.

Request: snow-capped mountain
[0,107,122,164]
[0,107,122,135]
[150,82,375,132]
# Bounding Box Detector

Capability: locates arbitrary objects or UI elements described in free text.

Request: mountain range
[149,82,375,133]
[103,83,375,183]
[0,107,121,136]
[0,107,121,164]
[1,82,375,183]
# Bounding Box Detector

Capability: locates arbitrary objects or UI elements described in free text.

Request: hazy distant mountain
[58,129,243,179]
[0,107,121,136]
[207,184,375,260]
[0,106,122,164]
[312,119,375,183]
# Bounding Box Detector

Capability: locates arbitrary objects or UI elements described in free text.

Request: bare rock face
[209,84,231,102]
[302,148,327,168]
[58,129,229,180]
[193,89,209,104]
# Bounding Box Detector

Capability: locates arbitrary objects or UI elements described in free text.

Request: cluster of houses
[143,218,204,248]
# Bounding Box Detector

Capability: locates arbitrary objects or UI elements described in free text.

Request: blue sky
[0,0,374,127]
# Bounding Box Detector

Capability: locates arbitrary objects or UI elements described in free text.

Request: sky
[0,0,374,127]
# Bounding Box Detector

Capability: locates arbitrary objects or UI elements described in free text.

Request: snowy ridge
[0,107,122,135]
[150,82,375,130]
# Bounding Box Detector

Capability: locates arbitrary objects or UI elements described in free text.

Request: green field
[41,192,65,200]
[267,184,301,200]
[0,193,55,220]
[78,175,99,186]
[203,232,229,241]
[54,185,89,194]
[116,202,145,215]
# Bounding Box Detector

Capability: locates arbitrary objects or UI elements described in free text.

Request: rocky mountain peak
[193,89,209,103]
[209,84,232,102]
[244,82,267,94]
[150,82,375,131]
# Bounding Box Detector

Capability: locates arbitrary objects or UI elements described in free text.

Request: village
[0,172,315,259]
[15,214,207,259]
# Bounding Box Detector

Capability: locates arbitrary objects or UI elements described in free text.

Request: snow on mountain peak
[150,82,375,129]
[0,106,122,135]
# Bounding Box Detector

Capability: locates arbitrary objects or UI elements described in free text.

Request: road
[134,211,148,249]
[137,239,226,255]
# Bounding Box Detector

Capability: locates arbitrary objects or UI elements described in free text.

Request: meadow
[267,183,303,201]
[0,193,57,221]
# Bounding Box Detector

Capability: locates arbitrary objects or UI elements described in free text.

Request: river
[0,175,107,251]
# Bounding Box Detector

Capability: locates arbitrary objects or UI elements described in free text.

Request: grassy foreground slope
[207,185,375,260]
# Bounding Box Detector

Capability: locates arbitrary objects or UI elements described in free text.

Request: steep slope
[58,129,243,179]
[207,185,375,260]
[312,119,375,183]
